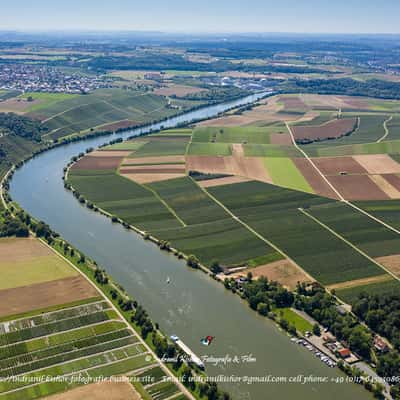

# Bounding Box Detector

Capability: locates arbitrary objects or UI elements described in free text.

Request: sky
[1,0,400,34]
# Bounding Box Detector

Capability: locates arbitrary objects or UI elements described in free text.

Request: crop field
[0,285,163,400]
[292,117,357,142]
[242,144,303,157]
[385,114,400,141]
[68,170,181,231]
[131,136,190,157]
[9,89,201,140]
[263,157,313,193]
[208,181,385,285]
[186,142,232,156]
[0,238,77,290]
[192,125,288,144]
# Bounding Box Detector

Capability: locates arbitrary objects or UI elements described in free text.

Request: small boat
[166,277,171,284]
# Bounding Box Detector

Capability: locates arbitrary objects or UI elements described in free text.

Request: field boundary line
[286,121,400,237]
[298,207,400,284]
[377,115,393,142]
[142,184,187,227]
[286,122,344,200]
[191,177,315,282]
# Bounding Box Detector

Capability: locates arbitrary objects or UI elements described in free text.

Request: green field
[336,278,400,304]
[19,92,79,113]
[263,157,313,193]
[243,143,303,157]
[192,125,288,144]
[22,89,203,140]
[69,170,181,231]
[208,181,384,285]
[187,142,232,156]
[102,140,148,151]
[132,137,189,157]
[0,238,77,290]
[385,114,400,141]
[275,308,313,334]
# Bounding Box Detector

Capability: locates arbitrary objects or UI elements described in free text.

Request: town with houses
[0,64,113,94]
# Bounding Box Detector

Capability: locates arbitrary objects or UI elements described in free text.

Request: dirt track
[292,158,339,199]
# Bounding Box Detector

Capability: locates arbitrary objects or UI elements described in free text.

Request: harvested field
[92,151,132,157]
[382,174,400,191]
[45,380,140,400]
[369,175,400,199]
[278,95,307,110]
[0,275,99,317]
[0,98,40,113]
[232,259,312,290]
[327,174,389,200]
[122,155,185,165]
[122,172,185,184]
[71,156,123,171]
[292,158,339,199]
[270,133,293,145]
[0,238,77,290]
[292,118,357,141]
[375,254,400,277]
[186,152,272,183]
[312,156,367,175]
[199,175,252,187]
[353,154,400,174]
[155,84,206,97]
[326,274,392,291]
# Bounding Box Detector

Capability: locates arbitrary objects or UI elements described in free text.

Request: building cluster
[201,75,281,91]
[0,64,113,94]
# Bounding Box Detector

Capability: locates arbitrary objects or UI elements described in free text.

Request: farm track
[376,115,393,142]
[298,208,400,284]
[286,121,400,237]
[191,177,315,282]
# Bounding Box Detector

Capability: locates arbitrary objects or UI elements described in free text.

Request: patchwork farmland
[0,237,187,400]
[66,92,400,307]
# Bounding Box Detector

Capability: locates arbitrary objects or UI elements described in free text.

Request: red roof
[338,348,351,358]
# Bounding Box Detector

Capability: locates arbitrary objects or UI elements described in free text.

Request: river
[9,93,368,399]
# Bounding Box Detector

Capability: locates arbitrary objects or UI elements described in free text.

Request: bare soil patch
[369,175,400,199]
[270,133,293,145]
[327,174,389,200]
[0,237,53,263]
[291,118,357,141]
[375,254,400,277]
[72,156,123,171]
[292,158,339,199]
[186,151,272,183]
[312,156,367,175]
[122,155,185,165]
[0,98,40,113]
[199,175,252,187]
[0,276,98,317]
[382,174,400,191]
[45,381,140,400]
[278,95,307,110]
[327,274,392,291]
[231,259,312,290]
[155,84,207,97]
[353,154,400,174]
[122,173,184,184]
